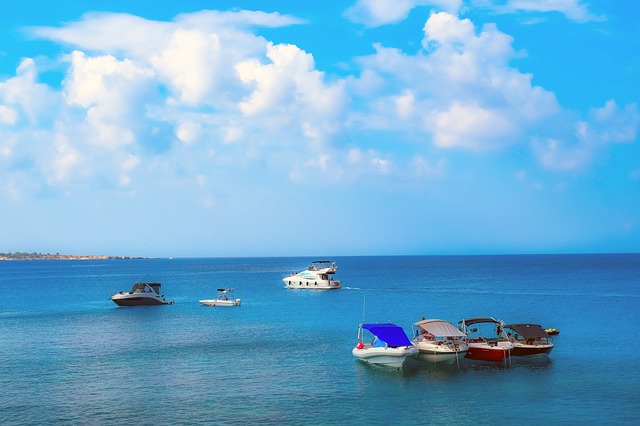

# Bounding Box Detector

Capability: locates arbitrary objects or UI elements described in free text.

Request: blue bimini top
[362,323,412,347]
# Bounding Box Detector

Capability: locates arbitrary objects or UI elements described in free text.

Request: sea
[1,254,638,425]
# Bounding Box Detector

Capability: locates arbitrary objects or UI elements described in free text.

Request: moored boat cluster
[352,316,557,369]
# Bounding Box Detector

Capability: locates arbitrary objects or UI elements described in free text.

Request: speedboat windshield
[132,283,161,294]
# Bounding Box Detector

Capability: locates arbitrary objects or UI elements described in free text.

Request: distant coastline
[0,252,146,261]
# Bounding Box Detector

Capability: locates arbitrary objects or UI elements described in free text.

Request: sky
[0,0,639,257]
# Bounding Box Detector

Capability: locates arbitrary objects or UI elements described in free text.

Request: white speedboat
[412,319,468,363]
[283,260,341,290]
[199,288,241,307]
[110,282,172,306]
[352,323,418,368]
[458,317,514,364]
[504,323,554,357]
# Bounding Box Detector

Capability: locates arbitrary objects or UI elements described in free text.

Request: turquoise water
[1,255,639,425]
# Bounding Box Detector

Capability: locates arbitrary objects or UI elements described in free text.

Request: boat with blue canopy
[352,323,418,368]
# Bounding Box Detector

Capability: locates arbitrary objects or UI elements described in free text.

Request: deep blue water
[1,255,639,425]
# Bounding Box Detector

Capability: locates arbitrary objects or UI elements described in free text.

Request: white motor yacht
[200,288,241,307]
[110,282,172,306]
[352,323,418,368]
[412,319,468,363]
[283,260,341,290]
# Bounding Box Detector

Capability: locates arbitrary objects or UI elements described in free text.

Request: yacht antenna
[362,294,366,323]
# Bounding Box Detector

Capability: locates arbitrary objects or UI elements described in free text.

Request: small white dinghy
[199,288,241,307]
[352,323,418,368]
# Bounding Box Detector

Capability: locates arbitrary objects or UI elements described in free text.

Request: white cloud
[533,100,639,171]
[0,105,18,124]
[432,102,517,150]
[0,58,58,124]
[343,0,602,26]
[151,30,222,105]
[395,90,415,120]
[0,6,630,203]
[533,137,591,171]
[351,12,558,150]
[47,140,81,185]
[344,0,462,27]
[498,0,605,23]
[581,100,639,145]
[28,10,303,59]
[22,10,349,192]
[176,120,203,145]
[64,51,154,149]
[236,42,346,149]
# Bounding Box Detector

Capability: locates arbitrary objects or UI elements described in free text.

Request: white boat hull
[110,293,169,306]
[415,343,468,363]
[283,279,341,290]
[199,298,241,307]
[352,345,418,368]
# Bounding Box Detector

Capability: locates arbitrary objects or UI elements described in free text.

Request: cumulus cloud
[64,50,155,149]
[0,58,58,124]
[350,12,558,150]
[0,8,351,198]
[151,30,222,105]
[236,42,347,146]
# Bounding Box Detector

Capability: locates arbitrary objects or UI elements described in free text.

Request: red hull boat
[458,317,514,363]
[466,341,512,362]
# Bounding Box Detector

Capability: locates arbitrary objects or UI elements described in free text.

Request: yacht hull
[283,279,341,290]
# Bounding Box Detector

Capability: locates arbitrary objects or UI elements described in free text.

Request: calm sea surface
[1,255,639,425]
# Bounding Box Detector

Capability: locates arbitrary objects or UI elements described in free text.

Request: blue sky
[1,0,639,257]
